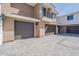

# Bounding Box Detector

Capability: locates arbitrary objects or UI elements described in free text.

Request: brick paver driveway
[0,34,79,56]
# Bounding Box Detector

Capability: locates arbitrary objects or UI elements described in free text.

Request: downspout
[0,14,4,45]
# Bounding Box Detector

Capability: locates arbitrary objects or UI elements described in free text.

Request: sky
[53,3,79,16]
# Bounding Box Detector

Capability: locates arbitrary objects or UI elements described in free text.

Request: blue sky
[53,3,79,16]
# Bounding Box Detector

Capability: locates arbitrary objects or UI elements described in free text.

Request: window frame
[42,7,46,17]
[67,15,74,21]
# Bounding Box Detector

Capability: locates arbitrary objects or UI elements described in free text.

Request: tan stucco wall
[34,4,41,19]
[37,21,45,37]
[11,3,34,17]
[1,4,19,14]
[2,3,34,18]
[3,17,14,42]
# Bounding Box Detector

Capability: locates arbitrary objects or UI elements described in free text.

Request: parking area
[0,34,79,56]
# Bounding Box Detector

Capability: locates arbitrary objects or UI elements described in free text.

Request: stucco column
[3,17,14,42]
[56,25,58,34]
[37,21,45,37]
[34,22,38,37]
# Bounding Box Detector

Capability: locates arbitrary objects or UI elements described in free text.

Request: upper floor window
[67,15,74,20]
[53,14,56,18]
[47,12,51,18]
[42,7,46,16]
[51,12,56,19]
[42,7,56,19]
[51,13,53,18]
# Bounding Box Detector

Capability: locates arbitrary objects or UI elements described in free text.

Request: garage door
[45,24,56,34]
[15,21,34,39]
[67,26,79,34]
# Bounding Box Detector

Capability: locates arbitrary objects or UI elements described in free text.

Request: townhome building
[0,3,58,44]
[57,11,79,34]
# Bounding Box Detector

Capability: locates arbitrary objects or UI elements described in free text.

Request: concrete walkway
[0,34,79,56]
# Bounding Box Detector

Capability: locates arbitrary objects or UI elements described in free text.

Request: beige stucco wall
[2,3,34,18]
[11,3,34,17]
[3,17,14,42]
[57,12,79,25]
[1,4,19,14]
[37,21,45,37]
[34,4,41,19]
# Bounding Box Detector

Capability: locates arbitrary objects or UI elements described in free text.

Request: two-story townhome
[57,11,79,34]
[0,3,58,44]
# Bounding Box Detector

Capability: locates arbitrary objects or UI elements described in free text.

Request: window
[42,7,46,16]
[67,15,74,20]
[51,12,54,18]
[51,12,56,19]
[47,12,50,18]
[53,14,56,18]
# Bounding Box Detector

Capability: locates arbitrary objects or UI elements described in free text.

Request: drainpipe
[0,14,4,45]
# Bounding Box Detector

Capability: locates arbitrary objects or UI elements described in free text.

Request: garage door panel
[45,24,56,34]
[15,21,34,39]
[67,26,79,34]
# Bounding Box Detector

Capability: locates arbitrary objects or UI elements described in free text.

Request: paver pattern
[0,34,79,56]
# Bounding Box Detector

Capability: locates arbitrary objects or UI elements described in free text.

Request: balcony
[42,13,57,24]
[42,16,57,24]
[41,7,57,24]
